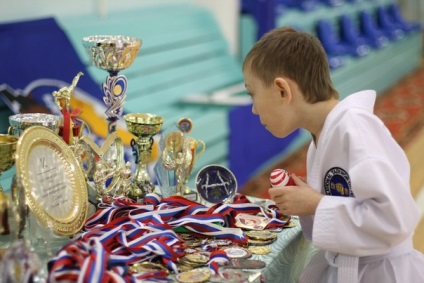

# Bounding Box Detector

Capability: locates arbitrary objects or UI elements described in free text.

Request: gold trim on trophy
[15,126,88,236]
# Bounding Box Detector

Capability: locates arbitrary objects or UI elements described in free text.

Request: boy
[243,26,424,282]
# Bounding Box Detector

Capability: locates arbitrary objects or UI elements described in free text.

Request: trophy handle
[130,138,139,164]
[193,140,206,163]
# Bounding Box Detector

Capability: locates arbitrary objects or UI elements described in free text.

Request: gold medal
[248,246,271,255]
[130,262,168,274]
[176,268,211,283]
[248,238,276,246]
[284,220,297,228]
[245,230,277,241]
[184,253,209,264]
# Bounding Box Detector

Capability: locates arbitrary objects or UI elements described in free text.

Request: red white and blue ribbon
[49,193,289,281]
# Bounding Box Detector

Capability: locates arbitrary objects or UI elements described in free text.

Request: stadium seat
[316,19,368,57]
[376,6,404,41]
[386,3,421,33]
[359,10,389,48]
[277,0,319,11]
[318,0,344,7]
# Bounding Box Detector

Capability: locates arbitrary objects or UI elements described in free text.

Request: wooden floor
[405,126,424,253]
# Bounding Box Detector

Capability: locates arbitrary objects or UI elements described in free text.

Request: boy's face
[243,69,298,138]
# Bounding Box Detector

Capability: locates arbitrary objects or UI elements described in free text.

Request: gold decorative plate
[15,126,88,236]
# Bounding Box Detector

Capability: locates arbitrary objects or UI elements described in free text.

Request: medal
[248,246,271,255]
[176,268,211,283]
[130,262,168,274]
[235,213,271,230]
[248,238,276,246]
[284,220,297,228]
[184,253,210,264]
[245,230,277,241]
[222,246,252,259]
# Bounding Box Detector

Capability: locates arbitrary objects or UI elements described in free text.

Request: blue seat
[316,19,368,57]
[318,0,344,7]
[338,14,371,54]
[386,3,421,33]
[359,10,389,48]
[277,0,319,11]
[339,15,368,46]
[376,6,404,41]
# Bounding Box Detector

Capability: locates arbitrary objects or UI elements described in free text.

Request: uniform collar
[330,90,377,119]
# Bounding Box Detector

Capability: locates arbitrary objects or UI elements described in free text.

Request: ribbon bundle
[48,193,289,282]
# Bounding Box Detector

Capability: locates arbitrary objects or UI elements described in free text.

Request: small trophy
[155,118,205,201]
[8,113,62,137]
[0,134,18,235]
[124,113,164,200]
[176,118,205,201]
[52,72,85,145]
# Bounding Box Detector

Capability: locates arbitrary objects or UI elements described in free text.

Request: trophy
[82,35,141,201]
[82,35,141,135]
[154,118,205,201]
[8,113,62,137]
[124,113,164,199]
[0,134,18,235]
[177,118,205,200]
[52,72,85,145]
[179,136,205,199]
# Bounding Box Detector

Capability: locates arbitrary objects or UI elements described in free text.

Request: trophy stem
[102,73,127,165]
[103,72,127,134]
[131,137,155,196]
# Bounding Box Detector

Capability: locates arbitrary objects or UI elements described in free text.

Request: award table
[0,190,315,283]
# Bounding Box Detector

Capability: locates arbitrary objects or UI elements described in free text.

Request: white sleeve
[312,157,420,256]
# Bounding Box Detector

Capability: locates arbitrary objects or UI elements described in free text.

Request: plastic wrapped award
[154,123,192,199]
[195,164,237,204]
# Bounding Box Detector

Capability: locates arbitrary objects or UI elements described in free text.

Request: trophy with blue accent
[82,35,141,201]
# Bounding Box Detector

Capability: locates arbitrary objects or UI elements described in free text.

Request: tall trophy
[0,134,18,235]
[82,35,141,201]
[82,35,141,166]
[124,113,164,200]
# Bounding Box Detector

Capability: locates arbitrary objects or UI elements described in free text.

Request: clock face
[16,126,88,236]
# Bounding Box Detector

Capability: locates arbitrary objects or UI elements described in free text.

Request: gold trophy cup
[0,134,18,235]
[181,137,205,198]
[124,113,164,199]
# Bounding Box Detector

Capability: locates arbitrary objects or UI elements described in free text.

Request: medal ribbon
[50,193,288,280]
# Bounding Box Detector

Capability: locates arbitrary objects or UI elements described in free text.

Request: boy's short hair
[243,26,338,103]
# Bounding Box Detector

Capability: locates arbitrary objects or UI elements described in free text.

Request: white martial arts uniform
[298,90,424,283]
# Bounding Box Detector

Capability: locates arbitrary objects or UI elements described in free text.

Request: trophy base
[183,190,198,202]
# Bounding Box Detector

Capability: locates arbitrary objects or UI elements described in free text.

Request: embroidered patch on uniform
[324,167,354,197]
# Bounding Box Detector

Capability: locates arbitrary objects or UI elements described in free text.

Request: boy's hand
[268,173,323,216]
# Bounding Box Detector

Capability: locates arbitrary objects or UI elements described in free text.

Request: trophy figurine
[0,134,18,235]
[124,113,164,199]
[161,131,192,197]
[179,137,205,199]
[177,118,205,201]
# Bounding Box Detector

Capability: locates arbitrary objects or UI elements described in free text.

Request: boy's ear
[274,77,292,102]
